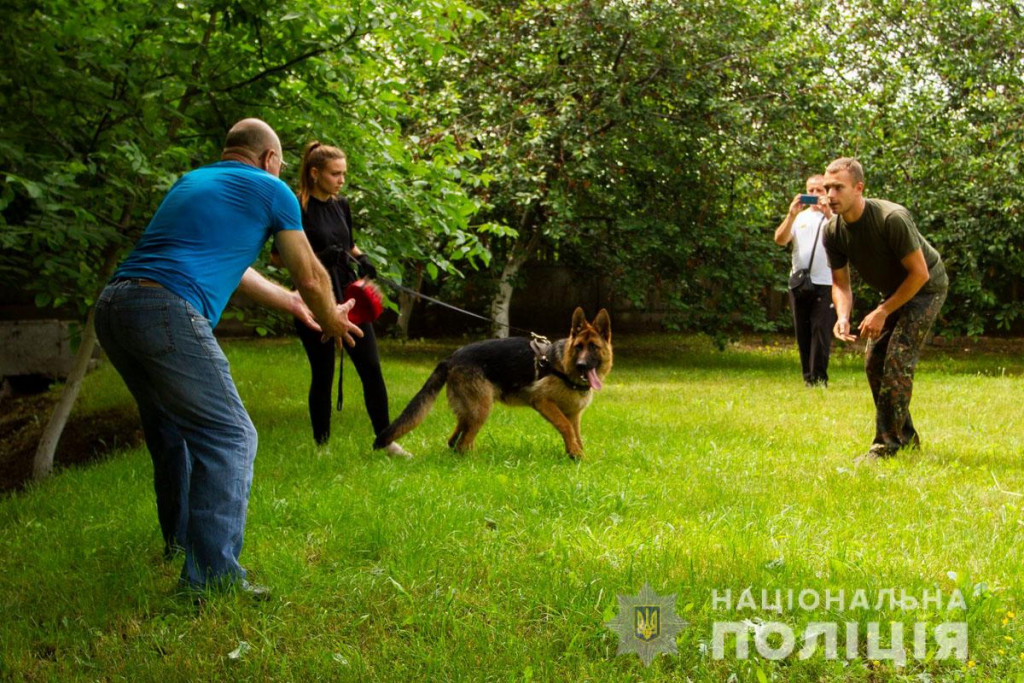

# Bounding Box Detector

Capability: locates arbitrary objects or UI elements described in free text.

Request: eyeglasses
[261,149,288,169]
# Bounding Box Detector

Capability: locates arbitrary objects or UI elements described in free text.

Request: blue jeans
[95,279,257,588]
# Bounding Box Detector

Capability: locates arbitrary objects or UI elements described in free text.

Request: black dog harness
[530,335,591,392]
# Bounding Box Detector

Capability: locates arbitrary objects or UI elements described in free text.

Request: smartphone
[799,194,820,205]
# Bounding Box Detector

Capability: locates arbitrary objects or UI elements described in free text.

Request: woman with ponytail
[291,140,412,458]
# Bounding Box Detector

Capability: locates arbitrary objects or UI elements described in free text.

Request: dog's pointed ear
[570,306,587,337]
[593,308,611,342]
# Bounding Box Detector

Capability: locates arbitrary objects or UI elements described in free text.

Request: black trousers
[788,284,836,386]
[294,319,390,445]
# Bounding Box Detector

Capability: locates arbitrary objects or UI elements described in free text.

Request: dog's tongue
[587,368,603,391]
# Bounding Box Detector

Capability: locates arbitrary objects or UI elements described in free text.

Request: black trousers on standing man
[789,283,836,386]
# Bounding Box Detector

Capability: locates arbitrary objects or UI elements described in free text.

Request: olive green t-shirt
[823,198,948,298]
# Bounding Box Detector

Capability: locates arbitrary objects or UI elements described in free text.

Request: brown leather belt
[120,277,163,288]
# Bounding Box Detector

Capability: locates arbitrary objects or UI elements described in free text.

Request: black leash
[333,249,538,337]
[331,250,594,391]
[371,274,593,389]
[375,274,540,337]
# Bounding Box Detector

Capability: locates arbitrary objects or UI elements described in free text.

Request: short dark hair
[826,157,864,184]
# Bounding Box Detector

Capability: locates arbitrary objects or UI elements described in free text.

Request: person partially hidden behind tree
[822,157,948,461]
[94,118,363,596]
[774,173,835,386]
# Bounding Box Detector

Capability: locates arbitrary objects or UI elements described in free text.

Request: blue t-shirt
[114,161,303,325]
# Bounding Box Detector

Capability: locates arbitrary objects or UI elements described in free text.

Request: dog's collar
[549,368,592,392]
[531,336,591,392]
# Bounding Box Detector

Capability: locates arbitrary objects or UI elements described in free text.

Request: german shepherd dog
[374,307,612,459]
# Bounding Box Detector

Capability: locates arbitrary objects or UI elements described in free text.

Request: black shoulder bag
[788,215,825,297]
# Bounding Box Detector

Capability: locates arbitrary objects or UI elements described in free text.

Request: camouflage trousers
[864,289,946,452]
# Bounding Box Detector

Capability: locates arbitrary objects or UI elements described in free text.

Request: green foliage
[430,0,847,334]
[1,0,1022,335]
[0,0,488,322]
[819,0,1024,334]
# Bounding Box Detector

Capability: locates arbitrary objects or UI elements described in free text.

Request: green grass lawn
[1,334,1022,681]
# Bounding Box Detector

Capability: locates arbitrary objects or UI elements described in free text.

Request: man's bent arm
[855,248,930,340]
[271,230,362,342]
[878,248,930,315]
[238,268,320,332]
[774,196,802,246]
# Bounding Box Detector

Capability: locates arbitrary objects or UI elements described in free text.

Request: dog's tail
[373,360,449,449]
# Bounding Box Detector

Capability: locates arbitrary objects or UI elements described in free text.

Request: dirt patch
[0,392,143,495]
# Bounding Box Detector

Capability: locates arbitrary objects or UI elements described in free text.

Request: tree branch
[216,28,364,94]
[168,11,218,141]
[610,30,631,74]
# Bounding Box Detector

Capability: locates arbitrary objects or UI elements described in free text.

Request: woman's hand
[355,253,377,279]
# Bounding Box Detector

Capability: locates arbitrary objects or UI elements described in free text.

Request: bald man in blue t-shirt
[95,118,363,594]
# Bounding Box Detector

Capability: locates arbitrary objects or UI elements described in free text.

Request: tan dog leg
[533,398,584,458]
[569,412,584,453]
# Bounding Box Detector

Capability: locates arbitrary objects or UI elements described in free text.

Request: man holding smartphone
[774,174,835,386]
[822,157,947,461]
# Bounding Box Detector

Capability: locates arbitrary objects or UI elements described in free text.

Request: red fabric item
[343,279,384,325]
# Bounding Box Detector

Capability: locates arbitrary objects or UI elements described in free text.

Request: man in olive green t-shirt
[822,157,948,461]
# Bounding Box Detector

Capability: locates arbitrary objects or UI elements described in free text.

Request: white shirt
[790,209,832,285]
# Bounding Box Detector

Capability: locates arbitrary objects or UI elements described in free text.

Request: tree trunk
[395,266,424,339]
[33,223,128,480]
[32,307,99,479]
[490,258,520,338]
[490,207,542,338]
[31,12,214,479]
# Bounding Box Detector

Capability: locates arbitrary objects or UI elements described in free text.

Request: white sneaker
[384,442,414,460]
